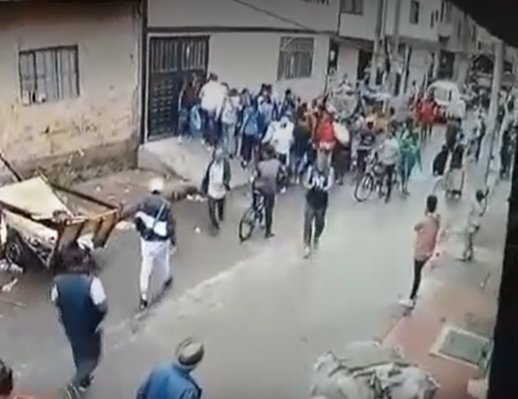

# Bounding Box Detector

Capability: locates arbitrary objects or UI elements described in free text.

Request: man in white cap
[132,177,176,310]
[137,338,204,399]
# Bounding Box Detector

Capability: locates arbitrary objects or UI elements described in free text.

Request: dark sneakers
[163,278,173,290]
[139,298,149,311]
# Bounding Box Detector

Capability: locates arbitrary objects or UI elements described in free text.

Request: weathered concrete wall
[148,0,340,32]
[0,2,140,184]
[148,31,329,103]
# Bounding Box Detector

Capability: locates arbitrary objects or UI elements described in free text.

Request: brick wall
[0,2,141,183]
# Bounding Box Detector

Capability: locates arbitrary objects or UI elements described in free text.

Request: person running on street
[132,177,176,310]
[400,195,441,309]
[201,147,231,232]
[137,338,204,399]
[255,145,283,239]
[377,126,400,203]
[51,243,108,392]
[303,150,334,258]
[462,189,486,262]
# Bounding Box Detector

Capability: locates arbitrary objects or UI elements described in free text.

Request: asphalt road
[0,125,503,398]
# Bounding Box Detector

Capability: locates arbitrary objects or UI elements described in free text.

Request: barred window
[340,0,363,15]
[277,37,314,80]
[18,45,79,105]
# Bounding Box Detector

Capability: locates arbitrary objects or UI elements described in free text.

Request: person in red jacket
[418,93,436,143]
[314,104,336,166]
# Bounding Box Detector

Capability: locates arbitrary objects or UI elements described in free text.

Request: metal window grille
[18,45,79,105]
[277,37,314,80]
[181,39,207,70]
[339,0,363,15]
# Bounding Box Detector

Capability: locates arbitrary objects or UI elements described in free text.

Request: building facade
[336,0,478,92]
[0,1,141,182]
[143,0,340,141]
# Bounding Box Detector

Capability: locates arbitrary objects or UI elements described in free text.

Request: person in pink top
[400,195,441,309]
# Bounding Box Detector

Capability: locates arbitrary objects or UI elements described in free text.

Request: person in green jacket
[398,118,422,195]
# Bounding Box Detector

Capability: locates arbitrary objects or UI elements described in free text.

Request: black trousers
[241,135,258,163]
[69,331,102,387]
[303,204,327,247]
[383,163,396,201]
[410,258,428,300]
[263,192,275,236]
[208,197,225,229]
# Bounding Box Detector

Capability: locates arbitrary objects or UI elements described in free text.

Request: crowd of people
[1,72,516,399]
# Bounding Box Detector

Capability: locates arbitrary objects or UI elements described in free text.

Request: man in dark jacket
[132,177,176,310]
[51,243,107,392]
[303,150,334,258]
[201,147,231,231]
[137,339,204,399]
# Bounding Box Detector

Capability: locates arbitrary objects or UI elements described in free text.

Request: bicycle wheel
[354,174,374,202]
[238,206,257,242]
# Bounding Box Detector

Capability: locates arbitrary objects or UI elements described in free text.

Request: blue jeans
[222,122,237,156]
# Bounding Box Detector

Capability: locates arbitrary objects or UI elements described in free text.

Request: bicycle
[238,184,265,242]
[354,155,399,203]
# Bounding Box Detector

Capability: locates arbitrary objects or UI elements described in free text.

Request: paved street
[0,129,507,398]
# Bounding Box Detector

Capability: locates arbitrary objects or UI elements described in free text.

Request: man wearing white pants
[133,177,176,310]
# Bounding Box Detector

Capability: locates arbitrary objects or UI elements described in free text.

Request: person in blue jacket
[137,339,204,399]
[51,242,108,392]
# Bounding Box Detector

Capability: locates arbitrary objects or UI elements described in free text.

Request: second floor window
[278,37,314,80]
[410,0,420,24]
[18,45,79,105]
[340,0,363,15]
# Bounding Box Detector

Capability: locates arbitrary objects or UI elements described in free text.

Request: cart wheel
[5,237,22,266]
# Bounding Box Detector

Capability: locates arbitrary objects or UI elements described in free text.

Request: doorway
[147,36,209,140]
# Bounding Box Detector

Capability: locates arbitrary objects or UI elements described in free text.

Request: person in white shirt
[462,189,486,261]
[264,116,293,166]
[201,147,231,232]
[199,73,227,146]
[377,128,400,203]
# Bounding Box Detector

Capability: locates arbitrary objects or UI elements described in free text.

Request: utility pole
[390,0,402,94]
[369,0,385,87]
[484,39,504,187]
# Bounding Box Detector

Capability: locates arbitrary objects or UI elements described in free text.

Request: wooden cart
[0,175,120,272]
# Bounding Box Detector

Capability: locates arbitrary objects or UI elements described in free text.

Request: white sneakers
[304,246,311,259]
[399,298,415,308]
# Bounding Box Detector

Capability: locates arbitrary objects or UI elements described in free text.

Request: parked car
[425,80,467,121]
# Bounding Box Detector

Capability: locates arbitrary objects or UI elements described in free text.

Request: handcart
[0,174,120,272]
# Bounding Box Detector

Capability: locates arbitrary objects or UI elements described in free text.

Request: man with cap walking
[137,338,204,399]
[132,177,176,310]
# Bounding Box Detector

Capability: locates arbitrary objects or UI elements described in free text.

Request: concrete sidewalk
[383,178,508,399]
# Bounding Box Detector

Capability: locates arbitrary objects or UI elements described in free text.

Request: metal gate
[147,36,209,139]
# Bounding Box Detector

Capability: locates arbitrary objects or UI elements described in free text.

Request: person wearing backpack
[303,150,334,258]
[131,177,176,310]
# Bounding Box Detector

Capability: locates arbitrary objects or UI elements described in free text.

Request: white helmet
[148,177,165,193]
